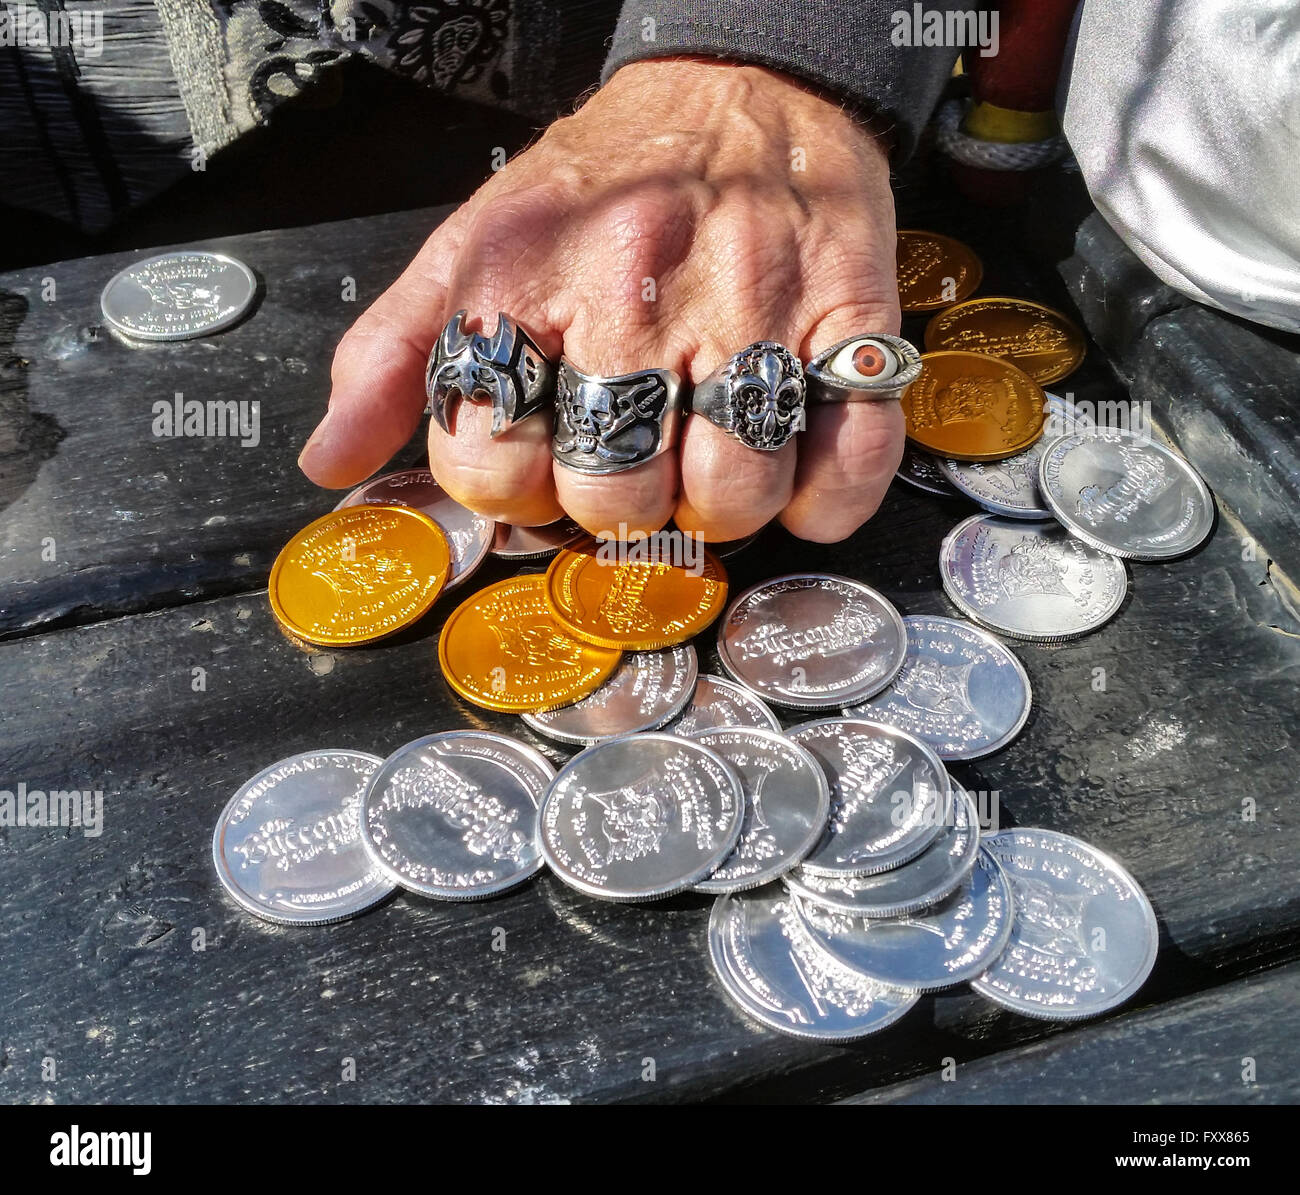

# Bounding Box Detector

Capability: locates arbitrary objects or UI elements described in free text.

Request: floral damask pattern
[386,0,511,90]
[217,1,513,124]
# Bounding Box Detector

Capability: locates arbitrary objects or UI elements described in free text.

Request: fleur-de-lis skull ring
[804,334,922,403]
[551,361,683,475]
[426,310,555,437]
[691,341,806,452]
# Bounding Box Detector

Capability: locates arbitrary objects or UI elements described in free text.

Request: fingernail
[298,409,337,477]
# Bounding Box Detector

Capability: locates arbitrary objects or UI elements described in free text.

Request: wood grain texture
[1,474,1297,1104]
[841,961,1300,1104]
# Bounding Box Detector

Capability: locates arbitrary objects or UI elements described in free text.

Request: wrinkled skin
[300,57,903,543]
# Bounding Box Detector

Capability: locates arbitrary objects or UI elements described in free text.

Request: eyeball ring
[805,334,922,403]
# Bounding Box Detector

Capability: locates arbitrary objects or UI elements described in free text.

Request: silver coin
[844,615,1032,760]
[512,721,579,767]
[784,782,981,917]
[691,728,831,894]
[796,845,1013,992]
[708,886,919,1041]
[973,828,1159,1020]
[935,394,1080,519]
[491,517,583,561]
[359,732,553,901]
[335,468,495,591]
[212,749,395,925]
[101,251,257,341]
[896,446,959,496]
[1039,428,1215,560]
[538,732,744,901]
[717,573,907,709]
[787,718,948,877]
[522,645,698,746]
[939,514,1128,642]
[664,674,781,736]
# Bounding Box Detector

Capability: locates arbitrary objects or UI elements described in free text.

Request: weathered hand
[300,57,903,542]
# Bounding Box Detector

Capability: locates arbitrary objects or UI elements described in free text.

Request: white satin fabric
[1062,0,1300,333]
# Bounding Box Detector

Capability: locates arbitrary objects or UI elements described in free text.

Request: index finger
[298,210,469,488]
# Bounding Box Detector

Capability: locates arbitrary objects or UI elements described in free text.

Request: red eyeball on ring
[829,337,901,383]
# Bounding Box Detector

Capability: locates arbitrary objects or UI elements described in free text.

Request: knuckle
[434,459,533,514]
[840,404,905,467]
[787,498,882,543]
[454,187,567,301]
[593,190,693,271]
[557,459,677,535]
[331,310,390,379]
[331,304,424,388]
[811,296,902,341]
[451,467,522,503]
[683,460,791,521]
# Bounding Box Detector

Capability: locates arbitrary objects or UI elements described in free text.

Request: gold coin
[896,229,983,313]
[543,537,728,650]
[924,296,1086,385]
[269,505,451,646]
[438,575,621,713]
[901,351,1046,462]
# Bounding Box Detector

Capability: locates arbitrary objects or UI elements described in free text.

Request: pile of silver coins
[214,557,1164,1039]
[900,393,1215,640]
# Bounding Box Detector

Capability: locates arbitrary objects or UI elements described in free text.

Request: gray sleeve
[602,1,973,160]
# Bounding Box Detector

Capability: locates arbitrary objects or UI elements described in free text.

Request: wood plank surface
[842,960,1300,1105]
[1062,212,1300,585]
[0,207,447,638]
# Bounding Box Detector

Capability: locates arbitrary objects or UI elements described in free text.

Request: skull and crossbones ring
[551,361,683,475]
[426,310,555,437]
[691,341,806,452]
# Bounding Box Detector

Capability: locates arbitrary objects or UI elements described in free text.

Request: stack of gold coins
[896,229,983,313]
[924,297,1085,386]
[270,491,734,717]
[437,539,730,716]
[542,537,729,651]
[438,575,622,713]
[901,350,1047,462]
[894,231,1085,463]
[269,505,452,647]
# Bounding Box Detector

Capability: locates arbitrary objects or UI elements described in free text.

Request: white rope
[934,99,1068,171]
